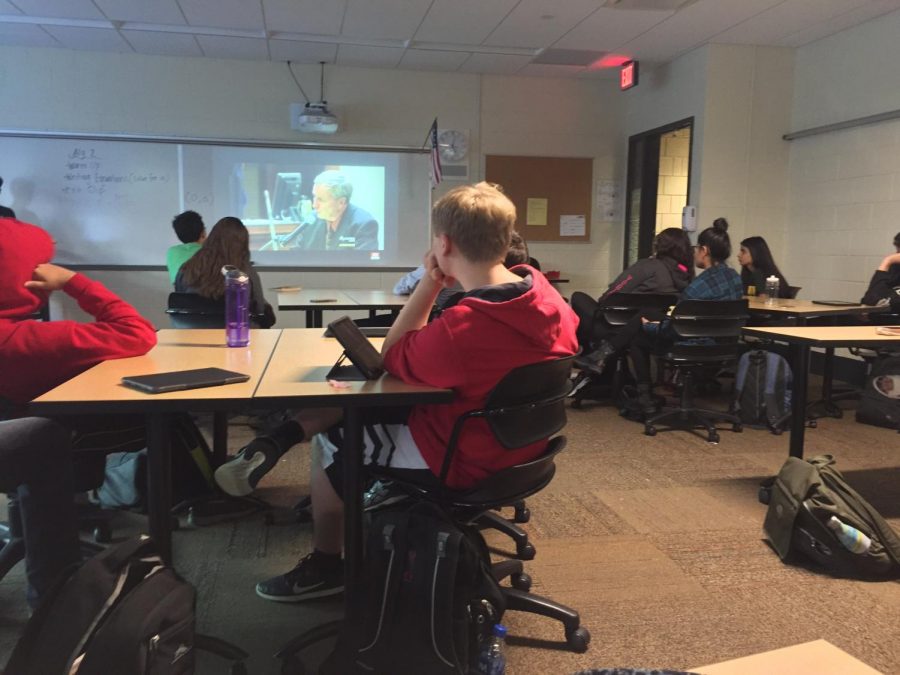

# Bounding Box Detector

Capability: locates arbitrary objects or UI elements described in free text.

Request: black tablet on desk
[811,300,861,307]
[323,325,390,338]
[121,367,250,394]
[326,316,385,381]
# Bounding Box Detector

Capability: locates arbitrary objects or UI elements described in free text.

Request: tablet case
[326,316,385,380]
[811,300,860,306]
[121,367,250,394]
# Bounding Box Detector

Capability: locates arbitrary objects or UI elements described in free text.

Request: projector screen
[0,132,432,268]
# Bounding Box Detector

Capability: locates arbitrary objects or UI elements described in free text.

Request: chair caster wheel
[566,626,591,653]
[708,432,720,444]
[773,427,783,436]
[732,423,742,433]
[518,543,536,560]
[511,572,532,592]
[644,426,657,436]
[93,524,111,543]
[513,505,530,523]
[808,419,817,428]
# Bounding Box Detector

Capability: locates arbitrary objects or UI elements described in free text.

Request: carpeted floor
[2,391,899,674]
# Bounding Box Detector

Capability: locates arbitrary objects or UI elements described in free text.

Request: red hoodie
[0,217,157,407]
[383,267,579,489]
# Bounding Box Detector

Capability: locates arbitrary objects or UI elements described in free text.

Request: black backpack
[760,455,900,579]
[6,536,247,675]
[321,503,505,675]
[855,354,900,431]
[733,349,792,432]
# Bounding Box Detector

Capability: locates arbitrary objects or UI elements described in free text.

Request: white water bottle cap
[766,275,778,282]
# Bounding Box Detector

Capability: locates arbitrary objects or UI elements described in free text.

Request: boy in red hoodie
[216,183,579,601]
[0,216,157,606]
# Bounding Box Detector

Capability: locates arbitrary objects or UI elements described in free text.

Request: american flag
[429,118,442,188]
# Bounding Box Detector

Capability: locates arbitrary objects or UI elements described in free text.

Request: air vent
[531,49,606,67]
[604,0,697,10]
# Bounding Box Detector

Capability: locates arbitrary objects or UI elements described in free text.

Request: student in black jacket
[572,227,693,351]
[737,236,791,298]
[861,232,900,306]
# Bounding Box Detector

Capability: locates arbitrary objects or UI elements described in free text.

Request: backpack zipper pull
[382,524,394,551]
[436,531,448,558]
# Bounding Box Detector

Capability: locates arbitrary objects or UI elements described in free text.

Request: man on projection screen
[286,169,379,251]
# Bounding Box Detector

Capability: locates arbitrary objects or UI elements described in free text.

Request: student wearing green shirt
[166,210,206,284]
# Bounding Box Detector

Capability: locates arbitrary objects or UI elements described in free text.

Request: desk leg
[212,411,228,467]
[146,413,174,565]
[789,344,810,459]
[305,310,314,329]
[342,406,364,616]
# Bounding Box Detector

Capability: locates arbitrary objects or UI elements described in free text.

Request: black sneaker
[214,438,280,497]
[575,341,616,377]
[256,553,344,602]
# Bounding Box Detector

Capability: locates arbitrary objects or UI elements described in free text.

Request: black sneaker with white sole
[214,438,280,497]
[256,553,344,602]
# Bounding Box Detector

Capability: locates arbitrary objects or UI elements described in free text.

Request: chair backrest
[166,292,226,329]
[669,299,749,340]
[600,292,678,327]
[440,354,575,483]
[788,285,801,299]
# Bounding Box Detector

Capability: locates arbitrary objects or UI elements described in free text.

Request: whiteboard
[0,132,432,268]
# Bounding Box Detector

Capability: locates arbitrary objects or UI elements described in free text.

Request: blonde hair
[431,182,515,263]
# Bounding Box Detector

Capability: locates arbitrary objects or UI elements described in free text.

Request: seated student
[0,417,80,609]
[0,176,15,219]
[0,218,156,605]
[166,210,206,285]
[737,235,791,298]
[174,216,276,328]
[213,182,579,600]
[572,227,693,352]
[579,218,743,413]
[861,231,900,306]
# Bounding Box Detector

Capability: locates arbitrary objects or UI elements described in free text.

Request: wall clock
[437,129,469,163]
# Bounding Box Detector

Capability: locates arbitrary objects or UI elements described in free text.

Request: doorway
[623,118,693,268]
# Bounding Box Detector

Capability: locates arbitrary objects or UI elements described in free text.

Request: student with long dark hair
[572,227,693,351]
[579,218,743,413]
[737,236,790,298]
[175,216,275,327]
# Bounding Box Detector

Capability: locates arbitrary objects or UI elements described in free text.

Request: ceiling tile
[0,22,59,47]
[779,0,900,47]
[554,6,673,51]
[179,0,264,31]
[269,38,338,63]
[715,0,870,46]
[336,43,404,67]
[343,0,431,40]
[483,0,601,49]
[458,52,533,75]
[121,29,202,57]
[41,24,132,51]
[263,0,345,35]
[196,35,269,59]
[93,0,186,24]
[0,1,22,14]
[6,0,104,20]
[414,0,520,46]
[398,48,470,71]
[517,63,586,78]
[617,0,782,63]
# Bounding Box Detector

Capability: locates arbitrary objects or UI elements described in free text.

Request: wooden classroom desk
[277,288,409,327]
[29,329,282,564]
[694,639,880,675]
[252,329,453,641]
[744,297,886,323]
[742,326,900,458]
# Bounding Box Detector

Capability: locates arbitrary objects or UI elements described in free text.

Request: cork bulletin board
[485,155,592,242]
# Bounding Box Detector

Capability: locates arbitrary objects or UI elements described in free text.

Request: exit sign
[620,60,639,91]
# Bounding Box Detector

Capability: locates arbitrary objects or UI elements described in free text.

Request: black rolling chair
[166,292,273,329]
[378,354,590,650]
[571,292,678,408]
[644,299,749,443]
[787,285,802,299]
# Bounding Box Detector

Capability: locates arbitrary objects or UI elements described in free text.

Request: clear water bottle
[827,516,872,554]
[222,265,250,348]
[764,275,780,306]
[477,624,507,675]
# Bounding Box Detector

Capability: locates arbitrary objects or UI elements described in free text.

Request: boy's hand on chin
[424,251,457,288]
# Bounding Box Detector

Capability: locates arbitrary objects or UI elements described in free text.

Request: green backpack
[761,455,900,578]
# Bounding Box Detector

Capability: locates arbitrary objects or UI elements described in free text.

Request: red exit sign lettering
[620,60,638,91]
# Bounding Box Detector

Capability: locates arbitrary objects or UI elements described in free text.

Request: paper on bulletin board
[526,198,548,226]
[560,215,585,237]
[596,180,620,221]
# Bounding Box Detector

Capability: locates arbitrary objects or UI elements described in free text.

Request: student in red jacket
[214,183,579,602]
[0,217,157,606]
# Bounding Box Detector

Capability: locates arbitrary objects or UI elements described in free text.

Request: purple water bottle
[222,265,250,347]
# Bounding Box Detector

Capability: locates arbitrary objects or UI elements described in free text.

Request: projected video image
[234,164,385,253]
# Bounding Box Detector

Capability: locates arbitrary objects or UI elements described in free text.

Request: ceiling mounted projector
[296,101,339,134]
